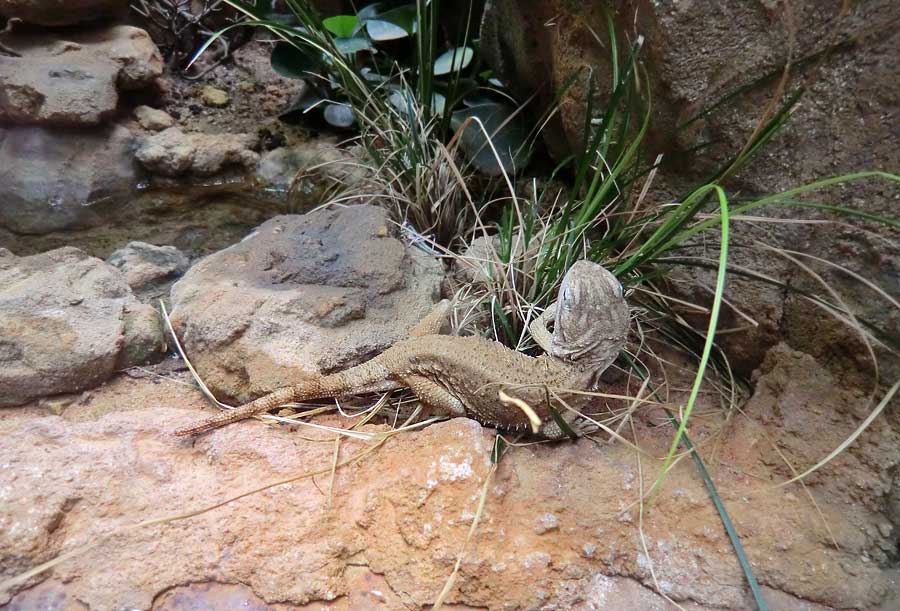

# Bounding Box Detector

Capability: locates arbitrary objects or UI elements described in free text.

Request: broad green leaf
[367,19,408,40]
[451,102,529,175]
[360,66,388,82]
[357,3,384,21]
[373,4,417,33]
[323,15,358,38]
[387,89,413,112]
[434,46,474,75]
[462,94,496,107]
[270,41,319,79]
[324,103,355,127]
[431,92,446,115]
[334,36,372,55]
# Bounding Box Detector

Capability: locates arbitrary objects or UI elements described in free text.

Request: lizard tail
[173,360,396,437]
[174,385,304,437]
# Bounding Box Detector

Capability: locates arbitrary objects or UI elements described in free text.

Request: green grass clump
[208,0,530,244]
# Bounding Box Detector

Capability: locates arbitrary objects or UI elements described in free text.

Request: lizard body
[175,260,629,438]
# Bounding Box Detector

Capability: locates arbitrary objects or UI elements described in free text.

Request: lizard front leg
[529,302,556,354]
[407,299,451,337]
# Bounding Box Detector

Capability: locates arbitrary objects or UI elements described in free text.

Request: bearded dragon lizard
[175,260,629,438]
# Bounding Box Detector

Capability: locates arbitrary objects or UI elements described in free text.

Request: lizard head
[550,260,629,368]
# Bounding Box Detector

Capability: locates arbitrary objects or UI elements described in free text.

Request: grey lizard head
[550,260,630,368]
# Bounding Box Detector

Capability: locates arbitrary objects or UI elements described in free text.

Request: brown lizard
[174,260,629,438]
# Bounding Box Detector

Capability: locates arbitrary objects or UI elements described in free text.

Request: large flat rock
[169,205,444,403]
[0,25,161,126]
[0,341,896,609]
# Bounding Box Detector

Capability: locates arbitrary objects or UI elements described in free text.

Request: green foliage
[223,0,527,176]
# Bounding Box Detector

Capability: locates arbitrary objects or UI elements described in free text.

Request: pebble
[200,85,230,107]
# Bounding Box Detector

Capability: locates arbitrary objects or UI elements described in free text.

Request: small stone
[133,105,175,131]
[255,141,367,204]
[534,512,560,534]
[135,127,258,177]
[107,241,189,299]
[199,85,230,107]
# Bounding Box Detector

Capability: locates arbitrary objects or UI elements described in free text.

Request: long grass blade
[648,186,730,496]
[661,409,769,610]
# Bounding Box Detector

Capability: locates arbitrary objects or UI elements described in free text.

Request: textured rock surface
[168,205,444,403]
[0,341,896,609]
[255,140,368,206]
[107,241,190,301]
[0,124,138,235]
[136,127,259,177]
[638,0,900,378]
[0,0,127,26]
[0,25,162,126]
[133,105,175,131]
[0,247,164,407]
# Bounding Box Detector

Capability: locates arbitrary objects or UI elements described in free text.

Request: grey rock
[169,205,444,402]
[255,140,368,205]
[0,247,165,406]
[0,0,127,26]
[133,105,175,131]
[136,127,259,177]
[107,241,190,300]
[0,124,138,234]
[0,25,162,127]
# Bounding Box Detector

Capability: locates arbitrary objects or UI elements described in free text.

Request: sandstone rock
[133,104,175,131]
[0,25,162,127]
[169,205,444,402]
[0,124,138,234]
[0,0,126,26]
[199,84,230,107]
[639,1,900,378]
[0,247,164,406]
[233,38,308,88]
[136,127,259,177]
[0,346,896,609]
[107,241,190,300]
